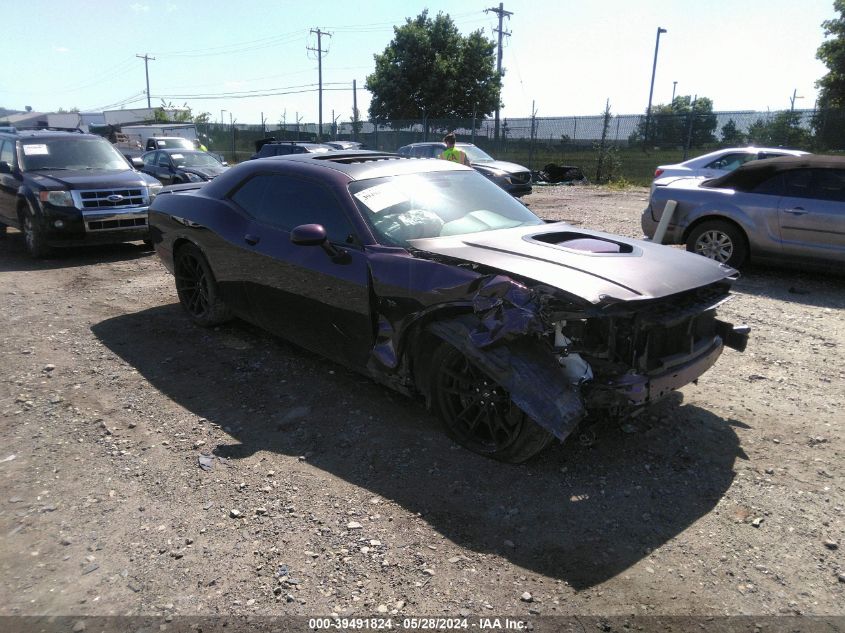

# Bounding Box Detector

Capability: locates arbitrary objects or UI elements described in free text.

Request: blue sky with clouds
[2,0,835,124]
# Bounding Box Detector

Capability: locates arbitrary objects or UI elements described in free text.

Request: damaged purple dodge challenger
[149,151,749,462]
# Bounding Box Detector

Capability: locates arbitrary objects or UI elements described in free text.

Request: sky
[2,0,836,126]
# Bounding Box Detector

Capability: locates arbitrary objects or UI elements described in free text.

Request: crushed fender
[428,316,585,441]
[469,275,550,347]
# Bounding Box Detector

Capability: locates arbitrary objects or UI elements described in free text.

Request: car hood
[28,169,158,189]
[653,175,709,189]
[471,160,529,174]
[181,166,226,179]
[408,223,736,304]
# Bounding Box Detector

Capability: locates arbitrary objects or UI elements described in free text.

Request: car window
[810,169,845,202]
[784,170,813,199]
[349,170,543,246]
[157,154,171,168]
[230,174,355,242]
[0,140,13,166]
[20,137,128,171]
[751,174,784,196]
[142,152,158,167]
[705,153,755,171]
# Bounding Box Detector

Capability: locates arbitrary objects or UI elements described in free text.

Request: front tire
[429,342,553,463]
[174,243,232,326]
[22,206,53,259]
[686,220,748,268]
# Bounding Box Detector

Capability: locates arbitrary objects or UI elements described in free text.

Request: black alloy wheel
[174,243,232,326]
[430,343,553,463]
[22,206,52,258]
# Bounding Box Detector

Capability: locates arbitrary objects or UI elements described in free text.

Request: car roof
[252,150,470,180]
[402,141,477,147]
[1,129,95,141]
[672,146,808,169]
[705,155,845,191]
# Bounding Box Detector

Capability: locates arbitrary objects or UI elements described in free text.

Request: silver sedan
[641,155,845,269]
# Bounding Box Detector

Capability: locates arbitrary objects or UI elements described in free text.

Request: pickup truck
[0,128,162,257]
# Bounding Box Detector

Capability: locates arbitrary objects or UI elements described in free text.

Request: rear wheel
[686,220,747,268]
[174,243,232,326]
[429,342,553,463]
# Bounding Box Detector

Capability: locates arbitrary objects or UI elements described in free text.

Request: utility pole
[136,53,156,109]
[352,79,358,141]
[260,112,266,137]
[484,3,512,142]
[672,81,678,104]
[308,28,332,142]
[230,112,235,160]
[644,27,667,147]
[295,112,303,141]
[789,88,804,112]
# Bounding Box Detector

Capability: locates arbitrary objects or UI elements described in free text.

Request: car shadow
[0,231,152,271]
[732,264,845,309]
[92,305,743,590]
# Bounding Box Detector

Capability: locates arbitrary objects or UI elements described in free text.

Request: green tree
[720,119,746,145]
[630,95,717,148]
[365,11,501,131]
[747,111,811,147]
[813,1,845,147]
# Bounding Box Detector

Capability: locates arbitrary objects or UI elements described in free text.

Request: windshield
[154,138,194,150]
[171,152,221,168]
[459,145,495,162]
[350,170,543,247]
[21,137,129,171]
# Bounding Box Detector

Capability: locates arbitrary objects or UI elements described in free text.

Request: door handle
[244,234,260,245]
[784,207,807,215]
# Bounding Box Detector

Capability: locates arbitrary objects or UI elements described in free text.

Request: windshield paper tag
[354,183,407,213]
[171,154,184,159]
[23,144,49,155]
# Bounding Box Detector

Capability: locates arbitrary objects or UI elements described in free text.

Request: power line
[157,81,348,99]
[154,30,308,58]
[154,86,351,101]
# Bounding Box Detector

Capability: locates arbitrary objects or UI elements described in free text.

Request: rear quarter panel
[648,184,780,255]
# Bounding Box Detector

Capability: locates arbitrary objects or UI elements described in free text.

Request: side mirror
[0,161,10,174]
[290,223,348,262]
[290,223,327,246]
[131,158,144,169]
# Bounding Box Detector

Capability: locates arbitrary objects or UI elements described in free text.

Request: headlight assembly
[38,190,73,207]
[148,183,163,200]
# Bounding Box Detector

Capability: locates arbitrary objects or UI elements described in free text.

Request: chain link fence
[199,107,843,185]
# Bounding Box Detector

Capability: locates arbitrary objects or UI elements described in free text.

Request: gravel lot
[1,185,843,622]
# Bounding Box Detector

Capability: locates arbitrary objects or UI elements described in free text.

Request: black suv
[249,140,334,160]
[0,129,162,257]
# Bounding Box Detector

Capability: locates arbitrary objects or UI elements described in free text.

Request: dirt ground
[1,185,843,623]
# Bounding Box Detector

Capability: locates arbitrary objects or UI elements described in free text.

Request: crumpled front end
[419,274,749,442]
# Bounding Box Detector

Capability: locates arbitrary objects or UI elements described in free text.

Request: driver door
[227,173,373,368]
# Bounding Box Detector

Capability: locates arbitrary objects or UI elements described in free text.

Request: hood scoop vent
[527,231,634,255]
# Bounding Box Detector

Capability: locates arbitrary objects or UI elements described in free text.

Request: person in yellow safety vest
[439,132,470,165]
[194,139,208,152]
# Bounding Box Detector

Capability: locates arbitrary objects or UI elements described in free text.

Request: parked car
[139,149,228,185]
[0,128,161,257]
[249,140,334,160]
[149,151,748,463]
[397,142,532,197]
[642,155,845,269]
[144,137,196,152]
[651,147,809,193]
[325,140,364,150]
